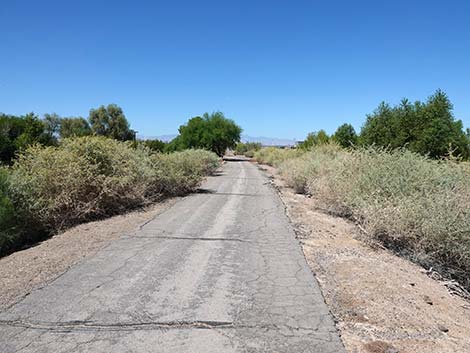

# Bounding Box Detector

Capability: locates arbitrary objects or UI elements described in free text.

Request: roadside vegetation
[0,106,239,257]
[256,144,470,290]
[235,142,262,157]
[254,90,470,291]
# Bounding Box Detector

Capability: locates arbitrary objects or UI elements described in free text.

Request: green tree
[177,112,242,156]
[60,117,92,138]
[332,123,358,148]
[141,139,167,152]
[15,113,55,149]
[43,113,61,141]
[299,130,330,149]
[0,114,25,163]
[360,90,469,158]
[88,104,136,141]
[0,113,56,164]
[165,135,184,153]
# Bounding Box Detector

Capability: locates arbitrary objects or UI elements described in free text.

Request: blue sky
[1,0,469,139]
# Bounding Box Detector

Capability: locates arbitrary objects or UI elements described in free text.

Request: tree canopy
[59,117,92,138]
[0,104,134,164]
[88,104,136,141]
[298,130,330,149]
[0,113,56,164]
[360,90,469,158]
[175,112,242,156]
[333,123,358,148]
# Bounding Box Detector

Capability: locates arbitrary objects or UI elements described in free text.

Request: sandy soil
[260,164,470,353]
[0,198,177,311]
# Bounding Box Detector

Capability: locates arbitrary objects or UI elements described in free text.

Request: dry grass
[253,147,304,167]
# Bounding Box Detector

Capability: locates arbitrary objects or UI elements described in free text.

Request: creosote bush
[1,137,219,255]
[256,145,470,290]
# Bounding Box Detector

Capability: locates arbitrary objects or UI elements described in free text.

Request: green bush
[0,169,18,253]
[0,168,45,256]
[273,144,470,290]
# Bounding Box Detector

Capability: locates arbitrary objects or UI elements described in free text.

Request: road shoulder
[259,163,470,353]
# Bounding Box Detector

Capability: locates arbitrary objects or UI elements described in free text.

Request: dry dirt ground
[0,199,177,311]
[259,164,470,353]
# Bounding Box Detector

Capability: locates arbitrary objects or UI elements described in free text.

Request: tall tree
[333,123,358,148]
[299,130,330,149]
[0,113,55,164]
[360,90,469,158]
[177,112,242,156]
[43,113,61,140]
[88,104,135,141]
[60,117,92,138]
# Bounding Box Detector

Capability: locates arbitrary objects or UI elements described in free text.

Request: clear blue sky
[1,0,469,140]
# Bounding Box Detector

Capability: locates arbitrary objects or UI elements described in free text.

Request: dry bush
[276,144,470,289]
[151,149,220,195]
[253,147,304,167]
[10,138,220,232]
[278,143,343,194]
[10,137,155,230]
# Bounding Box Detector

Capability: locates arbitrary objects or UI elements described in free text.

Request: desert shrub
[235,142,262,156]
[152,149,219,195]
[2,138,219,256]
[278,143,343,194]
[184,149,220,175]
[10,136,155,230]
[0,168,45,255]
[275,144,470,290]
[244,149,256,158]
[253,147,304,167]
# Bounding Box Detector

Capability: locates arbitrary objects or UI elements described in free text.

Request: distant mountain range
[139,134,177,142]
[240,135,297,147]
[138,134,298,147]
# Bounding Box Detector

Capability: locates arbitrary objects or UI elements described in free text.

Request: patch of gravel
[260,164,470,353]
[0,198,178,311]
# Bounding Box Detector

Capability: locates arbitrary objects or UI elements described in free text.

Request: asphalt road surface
[0,161,345,353]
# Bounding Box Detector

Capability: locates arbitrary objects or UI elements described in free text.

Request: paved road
[0,161,345,352]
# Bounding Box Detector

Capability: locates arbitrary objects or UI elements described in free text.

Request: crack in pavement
[195,192,272,197]
[0,319,332,333]
[122,235,251,242]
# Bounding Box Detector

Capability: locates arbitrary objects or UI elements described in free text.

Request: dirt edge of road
[259,164,470,353]
[0,198,178,311]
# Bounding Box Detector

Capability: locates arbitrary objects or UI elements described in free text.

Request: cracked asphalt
[0,161,345,353]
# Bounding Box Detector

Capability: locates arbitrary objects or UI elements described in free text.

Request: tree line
[0,104,135,164]
[1,107,242,164]
[300,90,470,159]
